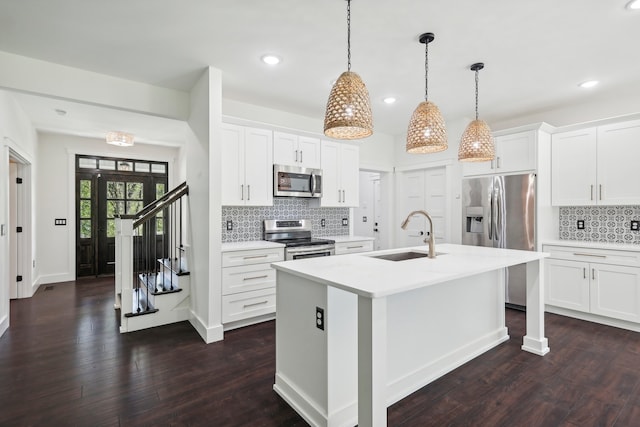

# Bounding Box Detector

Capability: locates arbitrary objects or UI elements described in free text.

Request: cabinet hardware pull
[243,300,269,309]
[573,252,606,258]
[243,275,269,281]
[342,190,346,203]
[347,245,363,249]
[300,150,303,163]
[338,189,342,203]
[247,185,251,200]
[243,254,268,259]
[295,150,299,162]
[497,156,502,168]
[592,268,595,280]
[241,184,244,200]
[590,185,594,201]
[583,268,586,279]
[599,184,602,201]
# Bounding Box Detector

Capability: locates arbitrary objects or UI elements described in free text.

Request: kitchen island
[271,243,549,427]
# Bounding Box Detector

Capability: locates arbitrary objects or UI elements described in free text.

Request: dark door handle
[373,228,379,232]
[419,231,424,236]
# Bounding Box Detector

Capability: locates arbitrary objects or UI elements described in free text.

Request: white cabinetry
[544,244,640,327]
[221,247,284,327]
[273,131,321,169]
[334,239,374,255]
[321,141,359,207]
[463,130,536,176]
[552,119,640,206]
[221,123,273,206]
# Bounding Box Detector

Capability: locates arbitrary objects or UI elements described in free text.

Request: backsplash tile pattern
[559,206,640,244]
[222,198,349,242]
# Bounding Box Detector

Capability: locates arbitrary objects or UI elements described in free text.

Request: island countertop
[271,243,548,298]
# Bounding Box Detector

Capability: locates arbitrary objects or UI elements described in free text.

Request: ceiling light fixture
[54,109,67,116]
[405,32,447,154]
[578,80,599,89]
[626,0,640,10]
[261,54,281,65]
[323,0,373,140]
[458,63,495,162]
[383,97,396,104]
[106,131,135,147]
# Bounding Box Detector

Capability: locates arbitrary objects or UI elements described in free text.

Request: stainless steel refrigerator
[461,173,536,308]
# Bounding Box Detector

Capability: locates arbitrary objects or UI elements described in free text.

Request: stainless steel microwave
[273,164,322,198]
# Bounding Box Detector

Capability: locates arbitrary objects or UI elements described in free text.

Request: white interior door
[373,178,382,250]
[354,171,376,238]
[9,161,18,299]
[424,167,447,244]
[400,171,427,247]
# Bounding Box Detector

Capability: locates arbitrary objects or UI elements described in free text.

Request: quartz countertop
[272,243,547,298]
[221,241,285,252]
[326,235,375,243]
[542,240,640,253]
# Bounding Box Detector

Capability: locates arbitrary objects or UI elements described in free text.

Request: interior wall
[354,172,377,238]
[35,132,180,285]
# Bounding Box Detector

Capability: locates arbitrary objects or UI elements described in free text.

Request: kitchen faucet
[400,210,436,258]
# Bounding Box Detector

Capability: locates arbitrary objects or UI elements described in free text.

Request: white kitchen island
[271,243,549,427]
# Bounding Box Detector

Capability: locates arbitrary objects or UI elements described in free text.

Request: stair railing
[115,182,189,330]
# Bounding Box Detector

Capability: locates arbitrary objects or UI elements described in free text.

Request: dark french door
[76,156,168,277]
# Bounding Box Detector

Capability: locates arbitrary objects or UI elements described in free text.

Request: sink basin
[370,251,445,262]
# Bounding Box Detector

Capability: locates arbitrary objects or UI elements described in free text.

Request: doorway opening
[8,149,31,299]
[75,155,168,278]
[355,170,391,251]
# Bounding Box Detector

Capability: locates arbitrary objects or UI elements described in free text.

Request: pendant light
[458,63,495,162]
[324,0,373,140]
[406,32,447,154]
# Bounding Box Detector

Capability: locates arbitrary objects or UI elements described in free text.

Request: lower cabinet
[334,239,374,255]
[544,244,640,326]
[221,247,284,327]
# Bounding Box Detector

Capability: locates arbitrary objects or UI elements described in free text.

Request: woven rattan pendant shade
[459,62,495,162]
[406,101,448,153]
[458,119,494,161]
[324,71,373,140]
[406,32,447,154]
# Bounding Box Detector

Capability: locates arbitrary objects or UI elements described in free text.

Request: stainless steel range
[264,219,335,260]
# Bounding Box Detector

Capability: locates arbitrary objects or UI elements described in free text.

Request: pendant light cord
[475,69,480,120]
[347,0,351,71]
[424,40,429,101]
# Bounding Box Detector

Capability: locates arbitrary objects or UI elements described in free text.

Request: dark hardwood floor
[1,277,640,427]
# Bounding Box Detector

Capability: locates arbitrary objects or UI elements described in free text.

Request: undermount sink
[370,251,446,262]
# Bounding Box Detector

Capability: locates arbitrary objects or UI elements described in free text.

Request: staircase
[114,182,190,333]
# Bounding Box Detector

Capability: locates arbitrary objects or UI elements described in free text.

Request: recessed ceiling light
[626,0,640,10]
[578,80,599,89]
[54,108,67,116]
[383,97,396,104]
[261,54,281,65]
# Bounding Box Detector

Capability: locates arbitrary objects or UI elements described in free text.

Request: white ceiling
[1,0,639,142]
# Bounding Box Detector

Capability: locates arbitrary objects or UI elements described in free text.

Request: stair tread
[157,258,190,276]
[138,273,183,295]
[125,288,158,317]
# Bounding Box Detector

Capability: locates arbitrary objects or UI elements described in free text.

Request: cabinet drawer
[222,288,276,323]
[542,245,640,268]
[335,240,374,255]
[222,264,276,295]
[222,248,284,267]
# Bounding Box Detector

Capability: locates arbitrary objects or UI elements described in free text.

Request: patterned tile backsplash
[559,206,640,244]
[222,198,349,242]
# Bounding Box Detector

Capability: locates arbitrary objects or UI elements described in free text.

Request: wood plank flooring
[1,277,640,426]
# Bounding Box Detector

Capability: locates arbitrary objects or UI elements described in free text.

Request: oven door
[285,244,335,260]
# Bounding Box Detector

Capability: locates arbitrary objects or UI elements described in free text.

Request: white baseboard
[546,305,640,333]
[189,311,224,344]
[37,273,74,286]
[0,314,8,338]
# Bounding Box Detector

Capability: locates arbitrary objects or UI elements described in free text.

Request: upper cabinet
[552,119,640,206]
[273,131,321,169]
[321,141,359,207]
[462,130,537,176]
[221,123,273,206]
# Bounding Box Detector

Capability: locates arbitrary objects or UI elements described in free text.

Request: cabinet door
[597,120,640,205]
[273,131,299,167]
[545,258,590,313]
[297,136,321,169]
[243,127,273,206]
[590,264,640,323]
[221,123,245,206]
[462,155,494,176]
[340,144,360,207]
[551,128,597,206]
[320,140,341,207]
[495,131,536,173]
